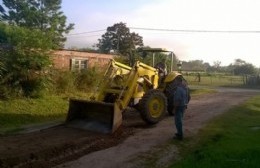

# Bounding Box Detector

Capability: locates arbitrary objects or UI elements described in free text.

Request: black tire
[138,89,167,124]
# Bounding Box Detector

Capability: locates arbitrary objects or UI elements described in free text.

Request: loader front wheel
[138,89,167,124]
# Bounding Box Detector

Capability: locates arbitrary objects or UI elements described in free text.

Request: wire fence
[183,73,260,87]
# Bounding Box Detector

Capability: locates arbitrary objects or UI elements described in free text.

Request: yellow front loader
[66,50,184,133]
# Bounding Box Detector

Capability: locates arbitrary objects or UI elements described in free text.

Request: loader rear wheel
[138,89,167,124]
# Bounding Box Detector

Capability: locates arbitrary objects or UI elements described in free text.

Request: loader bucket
[66,99,122,133]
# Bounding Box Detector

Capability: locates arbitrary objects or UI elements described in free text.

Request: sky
[24,0,260,67]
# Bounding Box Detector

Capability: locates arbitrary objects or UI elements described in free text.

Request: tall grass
[171,96,260,168]
[50,67,103,95]
[0,67,104,133]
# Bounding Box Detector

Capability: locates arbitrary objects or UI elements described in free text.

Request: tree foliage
[97,22,143,55]
[233,59,246,66]
[0,53,5,78]
[181,60,209,72]
[230,59,256,75]
[0,5,4,20]
[0,0,74,48]
[0,23,53,98]
[213,60,221,69]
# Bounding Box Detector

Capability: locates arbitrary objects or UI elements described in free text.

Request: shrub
[50,70,76,94]
[0,23,53,98]
[75,67,102,92]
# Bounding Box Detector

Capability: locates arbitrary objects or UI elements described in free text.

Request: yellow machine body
[65,48,184,133]
[66,59,165,133]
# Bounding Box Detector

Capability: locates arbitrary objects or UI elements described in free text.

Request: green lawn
[184,75,245,87]
[170,96,260,168]
[189,88,217,96]
[0,96,69,133]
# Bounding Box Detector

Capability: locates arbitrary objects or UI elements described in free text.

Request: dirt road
[0,88,259,168]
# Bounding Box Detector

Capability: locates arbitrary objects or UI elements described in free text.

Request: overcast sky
[62,0,260,67]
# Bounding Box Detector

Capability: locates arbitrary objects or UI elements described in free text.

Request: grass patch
[0,96,69,133]
[189,88,217,96]
[170,96,260,168]
[184,75,245,87]
[0,91,94,134]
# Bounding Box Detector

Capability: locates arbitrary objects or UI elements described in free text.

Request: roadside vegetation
[0,68,103,134]
[170,96,260,168]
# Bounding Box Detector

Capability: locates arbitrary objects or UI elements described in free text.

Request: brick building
[51,50,115,71]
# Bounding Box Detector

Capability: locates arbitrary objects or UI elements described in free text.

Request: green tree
[0,5,4,20]
[97,22,143,55]
[0,23,53,98]
[234,59,246,66]
[0,53,4,78]
[182,60,208,71]
[0,23,9,80]
[0,0,74,48]
[233,63,256,75]
[229,59,256,75]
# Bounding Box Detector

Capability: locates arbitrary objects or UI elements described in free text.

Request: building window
[71,58,88,71]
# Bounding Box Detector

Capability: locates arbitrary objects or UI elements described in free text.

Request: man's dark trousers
[174,106,185,137]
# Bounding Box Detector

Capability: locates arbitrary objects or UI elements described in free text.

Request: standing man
[173,76,190,140]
